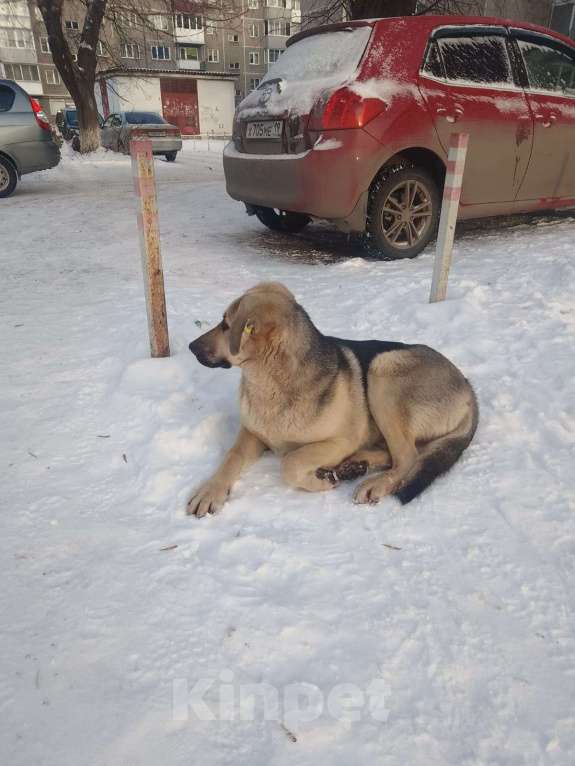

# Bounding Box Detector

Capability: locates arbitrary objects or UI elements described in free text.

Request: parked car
[224,15,575,259]
[56,106,104,146]
[0,79,60,198]
[100,111,182,161]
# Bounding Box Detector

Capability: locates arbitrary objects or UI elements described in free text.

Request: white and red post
[429,132,469,303]
[130,137,170,358]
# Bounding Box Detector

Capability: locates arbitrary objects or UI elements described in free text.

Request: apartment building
[0,0,301,122]
[550,0,575,35]
[0,0,70,114]
[202,0,301,102]
[301,0,555,30]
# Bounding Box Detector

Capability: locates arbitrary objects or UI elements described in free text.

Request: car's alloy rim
[0,164,9,192]
[381,180,433,249]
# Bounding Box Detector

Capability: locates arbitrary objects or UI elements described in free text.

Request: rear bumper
[151,137,182,154]
[18,138,61,176]
[223,129,384,227]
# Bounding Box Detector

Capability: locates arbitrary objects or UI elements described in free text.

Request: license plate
[149,131,167,137]
[246,120,282,139]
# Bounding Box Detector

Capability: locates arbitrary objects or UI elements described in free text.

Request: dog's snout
[188,339,199,353]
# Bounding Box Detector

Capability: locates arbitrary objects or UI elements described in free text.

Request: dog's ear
[229,308,256,356]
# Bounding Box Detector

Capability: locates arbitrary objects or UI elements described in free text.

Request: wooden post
[130,137,170,357]
[430,133,469,303]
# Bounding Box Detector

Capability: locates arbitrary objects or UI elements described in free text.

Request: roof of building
[96,67,237,81]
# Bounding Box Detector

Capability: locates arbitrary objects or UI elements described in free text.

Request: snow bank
[2,147,575,766]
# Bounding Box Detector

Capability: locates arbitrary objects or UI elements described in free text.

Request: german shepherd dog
[187,282,478,517]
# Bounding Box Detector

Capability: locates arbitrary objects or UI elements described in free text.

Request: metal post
[130,137,170,357]
[430,133,469,303]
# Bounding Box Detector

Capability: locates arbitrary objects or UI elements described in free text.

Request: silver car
[0,79,60,198]
[100,111,182,161]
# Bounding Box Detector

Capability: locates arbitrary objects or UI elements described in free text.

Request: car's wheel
[254,206,311,233]
[165,151,177,162]
[0,156,17,198]
[366,166,440,260]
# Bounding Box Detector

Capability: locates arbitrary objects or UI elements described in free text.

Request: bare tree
[37,0,107,152]
[36,0,245,153]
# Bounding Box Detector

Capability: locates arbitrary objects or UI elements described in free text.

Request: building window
[249,77,261,90]
[40,36,51,53]
[175,14,202,30]
[151,14,169,31]
[266,20,290,36]
[248,0,258,7]
[248,51,260,65]
[178,46,198,60]
[44,67,61,85]
[267,48,282,63]
[97,40,107,56]
[248,23,259,38]
[151,45,171,60]
[0,28,35,49]
[65,20,79,30]
[120,42,140,59]
[229,61,240,70]
[117,11,137,28]
[205,21,215,35]
[292,0,300,9]
[207,48,220,63]
[228,33,240,44]
[3,63,39,81]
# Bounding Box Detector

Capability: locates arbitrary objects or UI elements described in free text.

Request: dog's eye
[221,319,229,332]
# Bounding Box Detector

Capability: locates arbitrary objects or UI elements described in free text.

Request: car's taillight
[308,87,385,131]
[30,97,51,131]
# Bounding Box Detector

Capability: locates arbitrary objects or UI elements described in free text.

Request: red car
[224,15,575,259]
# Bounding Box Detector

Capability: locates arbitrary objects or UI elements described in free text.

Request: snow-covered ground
[2,142,575,766]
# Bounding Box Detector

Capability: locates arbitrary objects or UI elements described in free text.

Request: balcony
[177,58,201,70]
[0,46,37,64]
[173,27,205,46]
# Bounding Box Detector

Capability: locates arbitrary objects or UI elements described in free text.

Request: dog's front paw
[187,480,231,518]
[353,475,395,505]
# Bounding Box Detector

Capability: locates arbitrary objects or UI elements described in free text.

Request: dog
[187,282,478,517]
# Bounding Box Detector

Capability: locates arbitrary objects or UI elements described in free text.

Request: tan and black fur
[187,282,478,517]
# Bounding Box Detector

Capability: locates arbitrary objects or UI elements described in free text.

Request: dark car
[224,16,575,259]
[56,106,104,150]
[0,79,60,198]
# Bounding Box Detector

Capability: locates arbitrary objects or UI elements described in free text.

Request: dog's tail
[394,388,479,506]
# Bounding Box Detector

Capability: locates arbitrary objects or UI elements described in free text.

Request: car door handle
[535,113,556,128]
[436,106,464,123]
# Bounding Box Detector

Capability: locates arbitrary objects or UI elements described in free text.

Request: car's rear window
[261,26,372,84]
[0,84,16,112]
[125,112,166,124]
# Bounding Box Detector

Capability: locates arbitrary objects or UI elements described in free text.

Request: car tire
[165,152,177,162]
[0,156,17,198]
[254,206,311,233]
[366,166,440,260]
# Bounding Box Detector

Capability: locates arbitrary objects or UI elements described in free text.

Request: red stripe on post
[443,186,462,202]
[447,159,458,174]
[449,132,469,151]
